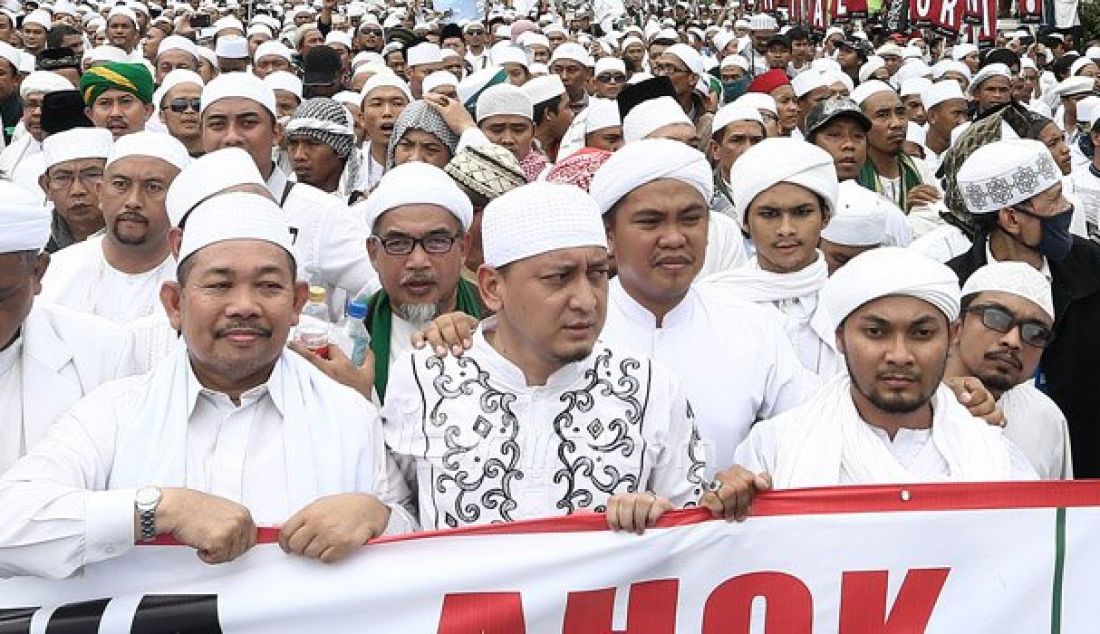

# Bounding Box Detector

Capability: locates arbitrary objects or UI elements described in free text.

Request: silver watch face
[135,487,161,507]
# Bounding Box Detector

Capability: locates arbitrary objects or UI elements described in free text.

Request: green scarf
[365,278,482,403]
[857,153,924,212]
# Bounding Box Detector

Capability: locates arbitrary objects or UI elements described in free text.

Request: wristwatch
[135,486,162,542]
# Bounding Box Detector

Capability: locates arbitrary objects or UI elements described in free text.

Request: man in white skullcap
[0,179,137,476]
[155,69,204,157]
[920,80,968,175]
[405,42,443,99]
[969,63,1012,116]
[702,137,845,376]
[0,42,22,147]
[623,95,697,145]
[0,71,73,199]
[707,103,765,222]
[591,56,626,99]
[0,190,415,579]
[359,72,411,191]
[715,247,1036,494]
[493,45,529,87]
[946,138,1100,478]
[41,131,189,324]
[154,35,199,84]
[523,74,573,165]
[790,70,830,137]
[548,42,591,114]
[1070,105,1100,238]
[582,97,622,151]
[820,180,912,274]
[945,262,1071,479]
[199,72,380,298]
[263,71,303,119]
[655,43,713,146]
[476,83,541,179]
[383,181,705,533]
[39,127,114,252]
[252,41,294,79]
[588,138,816,476]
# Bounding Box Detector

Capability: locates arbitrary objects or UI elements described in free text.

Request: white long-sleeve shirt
[382,324,706,530]
[0,353,413,579]
[1000,384,1073,480]
[600,279,818,475]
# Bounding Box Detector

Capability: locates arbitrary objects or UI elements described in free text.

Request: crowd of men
[0,0,1094,580]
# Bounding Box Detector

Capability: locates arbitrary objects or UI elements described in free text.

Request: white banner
[2,482,1098,633]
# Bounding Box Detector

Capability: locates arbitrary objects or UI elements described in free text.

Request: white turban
[623,96,692,142]
[962,262,1054,321]
[822,247,961,330]
[476,83,533,122]
[820,181,889,247]
[423,71,458,95]
[851,79,895,106]
[0,181,50,253]
[202,72,277,117]
[178,192,295,268]
[42,127,113,169]
[590,139,712,214]
[107,131,191,172]
[968,63,1011,95]
[165,147,266,226]
[360,162,473,230]
[254,40,293,63]
[19,71,73,100]
[731,137,839,226]
[712,103,764,136]
[957,139,1061,215]
[921,79,965,109]
[157,35,199,60]
[360,71,413,102]
[585,98,620,134]
[482,182,607,267]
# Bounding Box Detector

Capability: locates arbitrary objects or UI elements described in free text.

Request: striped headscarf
[385,100,459,169]
[286,97,361,189]
[79,61,154,106]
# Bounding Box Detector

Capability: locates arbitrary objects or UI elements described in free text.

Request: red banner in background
[1018,0,1042,23]
[974,0,997,46]
[909,0,938,28]
[931,0,965,36]
[808,0,829,32]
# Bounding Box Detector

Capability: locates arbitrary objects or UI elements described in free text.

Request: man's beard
[846,355,944,415]
[395,302,441,325]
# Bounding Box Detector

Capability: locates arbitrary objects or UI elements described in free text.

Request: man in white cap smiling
[41,131,190,324]
[38,127,114,252]
[707,247,1035,500]
[0,179,137,476]
[945,262,1071,479]
[0,190,414,579]
[383,181,705,533]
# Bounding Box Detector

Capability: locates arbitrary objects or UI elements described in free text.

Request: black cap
[40,90,94,136]
[36,47,80,70]
[616,75,676,120]
[786,26,810,42]
[302,45,340,86]
[765,33,790,49]
[805,96,872,141]
[838,39,871,59]
[385,27,417,46]
[440,23,463,41]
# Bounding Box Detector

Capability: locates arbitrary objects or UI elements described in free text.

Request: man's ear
[477,264,504,314]
[835,325,847,356]
[31,251,50,295]
[291,280,309,325]
[160,280,183,331]
[143,102,154,121]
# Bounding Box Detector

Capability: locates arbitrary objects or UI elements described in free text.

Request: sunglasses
[360,28,383,36]
[964,304,1054,348]
[466,29,484,35]
[167,97,201,113]
[596,73,626,83]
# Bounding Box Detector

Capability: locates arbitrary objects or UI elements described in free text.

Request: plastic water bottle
[340,299,371,366]
[296,286,331,358]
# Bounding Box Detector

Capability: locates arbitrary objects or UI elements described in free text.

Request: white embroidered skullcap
[42,127,113,169]
[423,70,458,94]
[812,57,842,74]
[406,42,443,66]
[623,96,692,142]
[107,131,190,171]
[360,71,412,101]
[0,41,19,70]
[254,40,293,63]
[900,77,932,98]
[957,139,1061,215]
[962,261,1054,321]
[823,247,961,327]
[262,70,302,100]
[712,102,763,136]
[590,138,711,213]
[820,180,889,247]
[851,79,895,105]
[18,71,72,99]
[825,70,854,93]
[22,8,50,27]
[1070,56,1096,77]
[858,56,886,84]
[721,54,749,71]
[593,56,625,76]
[664,43,704,76]
[585,97,620,133]
[492,44,528,68]
[203,71,277,115]
[0,180,50,253]
[549,42,589,66]
[791,69,826,98]
[952,43,978,61]
[165,147,266,226]
[476,83,532,122]
[215,35,248,59]
[748,13,777,30]
[1052,75,1094,99]
[731,137,839,225]
[106,5,137,25]
[158,35,198,60]
[325,30,352,49]
[733,91,776,115]
[968,63,1011,94]
[921,79,965,109]
[482,181,607,267]
[178,192,295,267]
[361,161,473,230]
[522,74,565,106]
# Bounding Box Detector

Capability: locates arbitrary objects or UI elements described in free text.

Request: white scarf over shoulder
[771,374,1013,488]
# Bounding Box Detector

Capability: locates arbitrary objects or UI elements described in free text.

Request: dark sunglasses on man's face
[167,97,202,113]
[965,304,1054,348]
[361,28,382,36]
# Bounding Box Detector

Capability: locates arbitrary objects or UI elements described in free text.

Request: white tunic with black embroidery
[382,325,706,530]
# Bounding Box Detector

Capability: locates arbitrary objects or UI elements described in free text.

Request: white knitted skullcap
[178,192,295,267]
[961,261,1054,321]
[107,131,190,171]
[165,147,266,226]
[482,181,607,267]
[361,161,473,230]
[42,127,113,169]
[476,83,533,122]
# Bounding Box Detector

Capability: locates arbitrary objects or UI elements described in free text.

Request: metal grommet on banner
[900,490,911,502]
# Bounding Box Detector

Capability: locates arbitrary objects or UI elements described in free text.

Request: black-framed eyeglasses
[1012,202,1075,222]
[167,97,201,113]
[48,168,104,189]
[370,232,460,255]
[964,304,1054,348]
[596,72,626,83]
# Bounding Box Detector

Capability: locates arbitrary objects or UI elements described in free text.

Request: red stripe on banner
[142,481,1100,547]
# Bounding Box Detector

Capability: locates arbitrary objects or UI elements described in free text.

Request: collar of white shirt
[472,317,588,391]
[184,355,284,419]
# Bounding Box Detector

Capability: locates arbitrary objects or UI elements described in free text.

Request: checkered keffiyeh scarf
[386,100,460,169]
[546,148,613,193]
[286,98,362,190]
